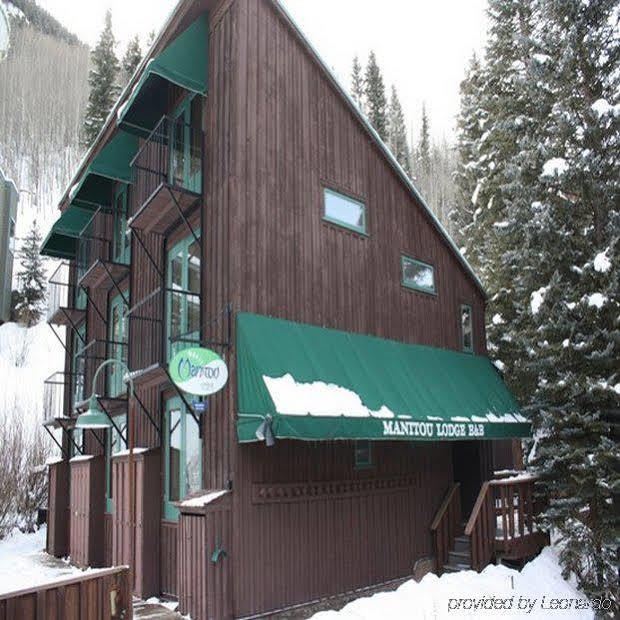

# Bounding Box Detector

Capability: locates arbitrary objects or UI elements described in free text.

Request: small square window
[402,255,436,294]
[323,188,367,234]
[354,440,372,468]
[461,304,473,353]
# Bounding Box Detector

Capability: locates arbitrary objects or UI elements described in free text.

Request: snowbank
[311,548,595,619]
[0,526,103,595]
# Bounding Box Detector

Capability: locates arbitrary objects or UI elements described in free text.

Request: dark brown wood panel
[46,461,69,558]
[69,457,105,569]
[160,521,178,597]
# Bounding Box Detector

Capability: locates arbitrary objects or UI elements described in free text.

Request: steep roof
[56,0,486,298]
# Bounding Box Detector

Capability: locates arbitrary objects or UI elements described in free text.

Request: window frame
[460,303,474,353]
[163,395,202,521]
[105,413,127,514]
[166,231,201,360]
[401,254,437,295]
[322,187,368,236]
[112,183,130,265]
[107,291,129,398]
[354,440,373,469]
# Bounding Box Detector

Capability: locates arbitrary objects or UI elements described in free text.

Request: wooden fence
[0,566,131,620]
[430,483,461,574]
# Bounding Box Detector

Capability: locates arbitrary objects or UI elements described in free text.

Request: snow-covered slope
[0,321,64,431]
[312,548,596,619]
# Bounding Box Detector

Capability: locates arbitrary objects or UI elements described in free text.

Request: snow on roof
[70,454,95,462]
[112,447,150,458]
[179,489,229,508]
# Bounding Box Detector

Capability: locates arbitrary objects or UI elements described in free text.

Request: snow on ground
[0,526,101,595]
[0,321,64,433]
[311,548,595,620]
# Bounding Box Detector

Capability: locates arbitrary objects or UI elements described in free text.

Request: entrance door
[452,441,482,520]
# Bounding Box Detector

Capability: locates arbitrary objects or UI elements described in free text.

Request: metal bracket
[81,284,107,326]
[98,398,128,446]
[43,426,67,460]
[56,419,83,455]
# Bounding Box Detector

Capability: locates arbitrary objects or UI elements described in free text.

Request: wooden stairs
[431,475,549,575]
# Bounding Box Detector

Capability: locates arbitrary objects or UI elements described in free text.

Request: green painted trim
[354,440,373,469]
[163,395,202,521]
[401,254,437,295]
[165,231,201,361]
[322,188,368,235]
[105,414,126,514]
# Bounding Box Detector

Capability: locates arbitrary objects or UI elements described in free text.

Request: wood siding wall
[178,496,233,620]
[111,450,161,599]
[160,521,178,597]
[46,461,69,558]
[69,457,105,569]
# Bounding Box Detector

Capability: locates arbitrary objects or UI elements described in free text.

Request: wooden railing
[0,566,131,619]
[466,475,547,571]
[431,483,461,574]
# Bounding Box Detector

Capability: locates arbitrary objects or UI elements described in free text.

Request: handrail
[431,482,460,531]
[431,482,461,574]
[465,475,540,571]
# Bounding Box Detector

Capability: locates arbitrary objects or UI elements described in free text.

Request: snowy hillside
[0,321,64,432]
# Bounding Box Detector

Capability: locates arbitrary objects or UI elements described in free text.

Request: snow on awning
[116,15,208,134]
[236,313,530,443]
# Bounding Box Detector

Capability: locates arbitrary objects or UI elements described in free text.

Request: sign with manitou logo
[169,347,228,396]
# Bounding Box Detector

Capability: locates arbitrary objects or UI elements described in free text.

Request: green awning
[117,15,208,133]
[236,313,530,443]
[40,206,93,259]
[70,130,139,209]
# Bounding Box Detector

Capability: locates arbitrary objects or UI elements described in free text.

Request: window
[105,414,126,513]
[72,324,85,406]
[170,94,202,193]
[166,233,201,359]
[461,304,473,353]
[401,255,436,294]
[164,396,201,520]
[354,440,373,468]
[71,428,83,458]
[108,293,128,397]
[112,184,130,264]
[323,188,367,234]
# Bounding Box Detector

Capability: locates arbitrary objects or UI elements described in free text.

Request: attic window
[401,255,436,295]
[461,304,473,353]
[323,188,367,235]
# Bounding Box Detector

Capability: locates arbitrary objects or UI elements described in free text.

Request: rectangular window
[323,188,367,234]
[354,440,372,468]
[72,324,86,406]
[164,396,201,520]
[166,233,201,360]
[105,414,126,513]
[461,304,473,353]
[8,218,15,253]
[401,255,436,294]
[108,293,129,398]
[112,184,130,265]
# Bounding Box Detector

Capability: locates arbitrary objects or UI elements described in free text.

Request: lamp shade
[75,395,112,429]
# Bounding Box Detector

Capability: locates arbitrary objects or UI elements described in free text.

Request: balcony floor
[47,306,86,328]
[128,182,200,235]
[79,259,130,291]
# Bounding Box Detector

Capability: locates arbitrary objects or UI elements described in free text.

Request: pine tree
[15,222,46,326]
[351,55,365,112]
[121,34,142,85]
[364,51,388,141]
[387,85,410,175]
[452,53,486,252]
[521,0,620,606]
[146,30,156,49]
[82,10,120,147]
[417,103,431,180]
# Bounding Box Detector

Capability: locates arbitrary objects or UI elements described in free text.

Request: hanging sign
[169,347,228,396]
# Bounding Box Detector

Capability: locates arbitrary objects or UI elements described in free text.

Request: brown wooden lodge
[39,1,547,617]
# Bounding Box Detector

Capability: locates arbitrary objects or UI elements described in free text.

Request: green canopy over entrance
[40,206,93,259]
[236,313,530,443]
[70,130,138,209]
[117,15,208,134]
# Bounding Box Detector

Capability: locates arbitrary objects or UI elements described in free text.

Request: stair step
[448,550,471,566]
[443,562,471,573]
[453,536,471,552]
